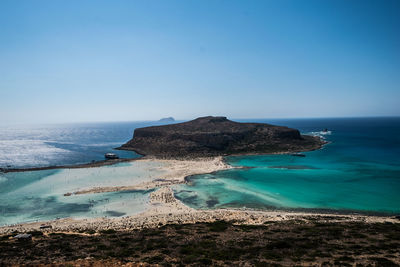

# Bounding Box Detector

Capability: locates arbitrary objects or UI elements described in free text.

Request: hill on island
[158,117,175,123]
[120,116,324,158]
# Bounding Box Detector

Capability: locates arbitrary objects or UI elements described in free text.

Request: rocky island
[119,116,324,158]
[158,117,175,123]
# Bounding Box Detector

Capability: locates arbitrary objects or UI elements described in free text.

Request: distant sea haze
[0,117,399,226]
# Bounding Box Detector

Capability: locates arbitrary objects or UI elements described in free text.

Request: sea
[0,118,399,226]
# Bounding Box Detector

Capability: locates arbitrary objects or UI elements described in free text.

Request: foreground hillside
[1,219,399,266]
[120,116,324,158]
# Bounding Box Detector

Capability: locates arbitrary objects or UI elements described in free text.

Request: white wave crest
[307,130,332,139]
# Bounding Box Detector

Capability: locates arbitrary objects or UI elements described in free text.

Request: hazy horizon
[1,0,399,125]
[1,115,399,128]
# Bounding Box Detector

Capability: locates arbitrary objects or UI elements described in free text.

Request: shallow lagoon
[0,161,165,226]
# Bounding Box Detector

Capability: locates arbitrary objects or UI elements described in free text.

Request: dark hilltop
[120,116,324,158]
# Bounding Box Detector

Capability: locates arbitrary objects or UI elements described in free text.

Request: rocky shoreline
[120,116,326,158]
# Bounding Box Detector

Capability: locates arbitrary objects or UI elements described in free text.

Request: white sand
[67,156,232,195]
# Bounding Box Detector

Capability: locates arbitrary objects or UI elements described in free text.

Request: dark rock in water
[119,116,325,158]
[269,165,317,170]
[159,117,175,122]
[206,198,220,208]
[104,153,119,159]
[291,153,306,157]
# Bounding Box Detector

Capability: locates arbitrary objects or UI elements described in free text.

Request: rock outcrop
[120,116,324,158]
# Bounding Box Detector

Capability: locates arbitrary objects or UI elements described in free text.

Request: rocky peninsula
[119,116,325,158]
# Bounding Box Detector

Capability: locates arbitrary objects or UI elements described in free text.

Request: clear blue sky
[1,0,399,124]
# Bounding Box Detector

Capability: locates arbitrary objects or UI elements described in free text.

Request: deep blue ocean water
[174,117,400,214]
[0,121,177,168]
[0,118,399,226]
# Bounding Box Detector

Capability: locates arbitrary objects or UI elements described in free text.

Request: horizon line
[1,115,400,127]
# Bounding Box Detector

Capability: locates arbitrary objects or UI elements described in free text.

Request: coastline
[3,140,398,235]
[1,161,399,234]
[1,204,399,235]
[0,141,322,174]
[1,132,326,174]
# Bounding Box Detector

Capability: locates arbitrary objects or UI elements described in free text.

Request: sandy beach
[1,200,399,235]
[63,156,233,195]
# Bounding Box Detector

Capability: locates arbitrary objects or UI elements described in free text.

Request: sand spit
[1,158,136,173]
[66,156,232,195]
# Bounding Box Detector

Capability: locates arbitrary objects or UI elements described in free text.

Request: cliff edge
[119,116,324,158]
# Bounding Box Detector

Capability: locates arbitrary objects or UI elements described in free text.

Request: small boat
[105,153,119,159]
[290,153,306,157]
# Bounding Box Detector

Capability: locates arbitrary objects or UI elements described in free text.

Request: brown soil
[1,219,399,266]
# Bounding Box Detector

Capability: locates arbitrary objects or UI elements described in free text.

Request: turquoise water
[174,118,400,214]
[0,161,165,226]
[1,118,399,226]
